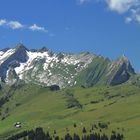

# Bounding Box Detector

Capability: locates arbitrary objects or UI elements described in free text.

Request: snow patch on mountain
[0,51,4,56]
[15,51,53,77]
[0,49,15,65]
[1,44,134,88]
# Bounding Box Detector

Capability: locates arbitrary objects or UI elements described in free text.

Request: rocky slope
[0,44,135,88]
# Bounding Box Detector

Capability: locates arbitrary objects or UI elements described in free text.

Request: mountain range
[0,44,140,140]
[0,43,136,88]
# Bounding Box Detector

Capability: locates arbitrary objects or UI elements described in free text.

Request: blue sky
[0,0,140,71]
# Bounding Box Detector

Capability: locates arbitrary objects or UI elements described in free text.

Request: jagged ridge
[0,44,135,88]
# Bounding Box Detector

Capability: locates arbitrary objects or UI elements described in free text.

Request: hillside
[0,83,140,140]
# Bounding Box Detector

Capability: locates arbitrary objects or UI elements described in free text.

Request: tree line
[7,127,123,140]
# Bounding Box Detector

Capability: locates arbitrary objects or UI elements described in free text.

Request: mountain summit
[0,44,135,88]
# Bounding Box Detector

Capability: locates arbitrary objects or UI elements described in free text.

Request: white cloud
[7,21,24,29]
[104,0,140,24]
[29,24,48,32]
[0,19,48,33]
[106,0,140,13]
[126,8,140,24]
[125,17,133,23]
[136,14,140,23]
[0,19,6,26]
[78,0,140,24]
[77,0,90,4]
[0,19,24,29]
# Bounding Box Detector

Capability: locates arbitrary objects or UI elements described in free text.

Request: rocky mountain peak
[120,54,128,60]
[108,55,135,86]
[13,43,28,63]
[118,54,129,64]
[0,44,29,80]
[39,46,49,52]
[118,55,135,74]
[15,43,28,51]
[0,44,137,88]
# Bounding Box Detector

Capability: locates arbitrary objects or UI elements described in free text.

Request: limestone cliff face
[0,44,28,80]
[0,44,136,88]
[109,58,135,85]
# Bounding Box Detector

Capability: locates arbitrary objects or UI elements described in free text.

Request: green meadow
[0,83,140,140]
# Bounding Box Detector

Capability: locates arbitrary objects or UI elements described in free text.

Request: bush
[98,122,108,129]
[49,85,60,91]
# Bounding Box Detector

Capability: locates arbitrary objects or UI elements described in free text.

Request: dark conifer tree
[45,132,51,140]
[55,136,60,140]
[91,125,94,131]
[94,133,98,140]
[82,135,87,140]
[102,134,108,140]
[116,133,123,140]
[74,123,77,128]
[110,134,116,140]
[65,133,72,140]
[89,133,94,140]
[54,130,57,134]
[34,127,45,140]
[82,127,87,133]
[73,133,80,140]
[28,130,35,140]
[97,133,101,140]
[23,137,27,140]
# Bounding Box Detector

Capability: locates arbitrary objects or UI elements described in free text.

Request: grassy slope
[0,83,140,140]
[75,57,110,87]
